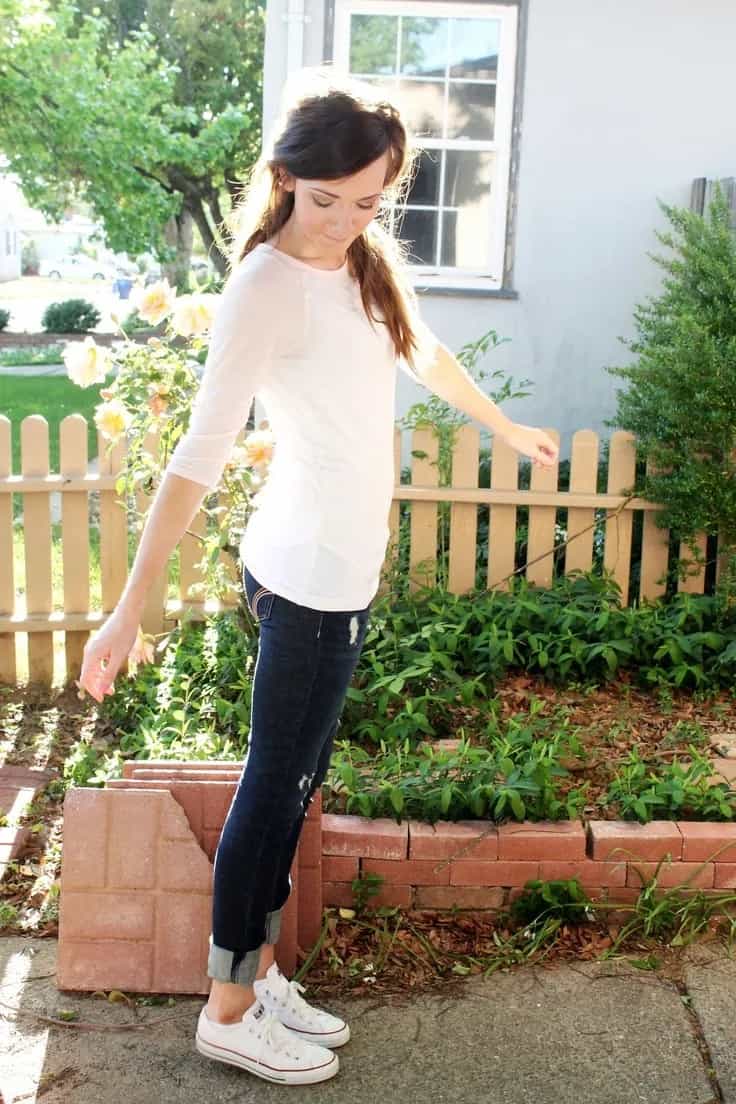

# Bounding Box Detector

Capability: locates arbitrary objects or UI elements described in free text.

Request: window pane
[396,80,444,139]
[448,18,500,79]
[442,151,494,268]
[406,148,441,206]
[447,82,496,141]
[397,208,438,265]
[350,14,397,75]
[400,16,448,77]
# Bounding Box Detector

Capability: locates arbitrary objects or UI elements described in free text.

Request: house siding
[262,0,735,461]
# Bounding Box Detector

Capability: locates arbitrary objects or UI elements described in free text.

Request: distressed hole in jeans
[349,616,359,645]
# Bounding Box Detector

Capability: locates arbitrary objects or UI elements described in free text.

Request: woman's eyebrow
[310,187,382,200]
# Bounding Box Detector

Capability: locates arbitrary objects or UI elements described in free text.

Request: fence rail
[0,413,715,685]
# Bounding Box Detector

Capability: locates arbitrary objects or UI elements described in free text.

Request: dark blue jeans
[208,561,372,987]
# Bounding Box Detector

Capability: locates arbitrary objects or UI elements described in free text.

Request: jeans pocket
[242,564,275,623]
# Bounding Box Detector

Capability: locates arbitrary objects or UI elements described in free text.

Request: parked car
[38,255,120,281]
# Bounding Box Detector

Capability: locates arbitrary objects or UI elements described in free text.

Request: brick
[366,884,412,909]
[713,864,736,889]
[450,860,540,887]
[323,882,355,907]
[322,814,407,859]
[408,819,498,861]
[298,809,322,870]
[161,805,195,842]
[168,782,204,841]
[677,821,736,863]
[122,759,239,778]
[278,858,299,977]
[538,860,627,887]
[203,829,221,862]
[297,865,323,951]
[61,788,109,889]
[107,790,159,889]
[107,779,204,847]
[203,783,237,829]
[60,892,154,941]
[414,885,505,910]
[627,861,715,890]
[56,940,154,993]
[323,856,359,882]
[154,892,209,993]
[159,838,212,893]
[362,857,450,886]
[134,770,239,783]
[499,820,586,861]
[587,820,683,862]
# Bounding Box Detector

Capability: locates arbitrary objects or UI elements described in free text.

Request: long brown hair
[225,66,429,377]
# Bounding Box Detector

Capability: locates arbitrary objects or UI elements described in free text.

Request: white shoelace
[256,1006,299,1060]
[271,977,319,1025]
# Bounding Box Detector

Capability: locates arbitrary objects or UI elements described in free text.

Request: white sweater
[167,240,438,611]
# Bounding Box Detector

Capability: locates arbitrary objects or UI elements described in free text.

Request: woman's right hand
[78,607,141,703]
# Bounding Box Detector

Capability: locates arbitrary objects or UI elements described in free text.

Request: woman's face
[279,150,391,253]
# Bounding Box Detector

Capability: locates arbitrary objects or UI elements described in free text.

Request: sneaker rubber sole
[195,1016,340,1085]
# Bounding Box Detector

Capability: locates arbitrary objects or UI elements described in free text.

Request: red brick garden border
[57,760,736,996]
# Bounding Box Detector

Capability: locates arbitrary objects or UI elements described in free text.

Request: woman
[79,65,558,1086]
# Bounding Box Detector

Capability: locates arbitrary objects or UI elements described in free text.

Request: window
[333,0,518,289]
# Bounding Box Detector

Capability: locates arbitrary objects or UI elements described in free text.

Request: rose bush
[67,279,274,617]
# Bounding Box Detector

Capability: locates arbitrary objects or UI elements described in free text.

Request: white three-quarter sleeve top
[166,240,439,611]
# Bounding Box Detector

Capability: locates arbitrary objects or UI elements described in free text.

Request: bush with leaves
[42,298,101,333]
[0,309,9,332]
[606,182,736,601]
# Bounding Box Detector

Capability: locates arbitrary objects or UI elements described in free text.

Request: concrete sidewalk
[1,934,733,1104]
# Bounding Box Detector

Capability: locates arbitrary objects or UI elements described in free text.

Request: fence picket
[526,428,561,588]
[678,533,708,594]
[565,430,599,577]
[98,433,128,613]
[21,416,53,683]
[448,424,479,595]
[0,416,14,683]
[603,430,636,602]
[488,436,518,591]
[60,416,90,681]
[409,427,439,592]
[639,456,670,601]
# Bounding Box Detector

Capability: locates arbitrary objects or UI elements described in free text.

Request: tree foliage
[0,0,265,276]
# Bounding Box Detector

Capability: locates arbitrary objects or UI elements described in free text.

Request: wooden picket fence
[0,415,714,686]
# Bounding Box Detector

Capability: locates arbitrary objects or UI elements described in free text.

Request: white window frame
[333,0,518,291]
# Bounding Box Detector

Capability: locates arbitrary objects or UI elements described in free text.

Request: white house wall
[262,0,735,461]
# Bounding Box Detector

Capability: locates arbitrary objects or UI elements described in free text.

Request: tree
[605,183,736,600]
[0,0,265,282]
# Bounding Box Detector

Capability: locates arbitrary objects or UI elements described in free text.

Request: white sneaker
[195,997,339,1085]
[254,962,351,1048]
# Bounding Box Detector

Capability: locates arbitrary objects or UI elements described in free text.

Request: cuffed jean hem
[207,906,284,987]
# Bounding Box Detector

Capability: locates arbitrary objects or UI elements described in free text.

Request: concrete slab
[0,935,718,1104]
[684,943,736,1103]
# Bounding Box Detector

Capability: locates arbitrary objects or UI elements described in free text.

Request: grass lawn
[0,373,113,472]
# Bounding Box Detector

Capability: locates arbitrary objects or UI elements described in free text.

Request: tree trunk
[162,208,194,291]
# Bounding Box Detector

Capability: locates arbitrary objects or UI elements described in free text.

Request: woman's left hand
[500,422,559,468]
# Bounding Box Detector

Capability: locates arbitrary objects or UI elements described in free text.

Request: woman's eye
[313,199,377,210]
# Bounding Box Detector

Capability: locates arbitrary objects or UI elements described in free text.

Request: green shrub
[42,298,101,333]
[606,182,736,599]
[0,308,10,332]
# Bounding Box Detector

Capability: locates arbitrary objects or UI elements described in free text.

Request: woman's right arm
[79,471,208,702]
[78,255,286,702]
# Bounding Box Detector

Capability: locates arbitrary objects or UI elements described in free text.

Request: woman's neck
[270,219,348,271]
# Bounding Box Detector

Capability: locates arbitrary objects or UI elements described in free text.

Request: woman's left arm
[416,340,559,469]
